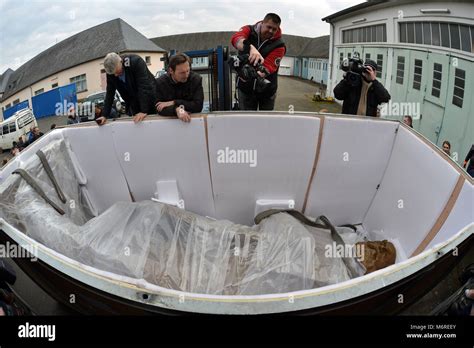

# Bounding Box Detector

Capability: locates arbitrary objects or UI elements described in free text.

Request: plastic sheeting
[0,139,368,295]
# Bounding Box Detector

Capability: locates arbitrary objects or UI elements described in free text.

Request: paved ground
[275,76,341,113]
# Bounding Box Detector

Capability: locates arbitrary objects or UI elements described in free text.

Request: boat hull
[1,230,471,315]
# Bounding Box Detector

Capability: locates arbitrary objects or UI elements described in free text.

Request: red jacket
[231,22,286,75]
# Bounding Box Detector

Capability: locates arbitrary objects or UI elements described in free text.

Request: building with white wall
[323,0,474,164]
[0,18,166,121]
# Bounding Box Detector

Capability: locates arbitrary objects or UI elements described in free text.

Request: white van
[0,108,38,150]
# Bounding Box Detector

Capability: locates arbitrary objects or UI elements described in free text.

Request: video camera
[340,52,368,87]
[228,54,271,93]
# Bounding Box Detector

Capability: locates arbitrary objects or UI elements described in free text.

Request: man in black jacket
[155,53,204,123]
[97,53,157,125]
[333,59,391,117]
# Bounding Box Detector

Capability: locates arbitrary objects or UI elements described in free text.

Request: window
[13,99,19,105]
[399,22,474,53]
[413,59,423,90]
[34,88,44,96]
[460,25,472,52]
[52,83,58,88]
[400,23,407,42]
[415,23,423,44]
[440,23,450,47]
[407,23,415,43]
[2,125,9,135]
[396,56,405,84]
[5,103,11,109]
[423,22,431,45]
[9,123,16,133]
[365,53,371,60]
[431,63,442,98]
[376,54,383,79]
[472,25,474,53]
[450,24,461,50]
[339,52,344,68]
[70,74,87,93]
[304,60,307,68]
[342,24,387,43]
[432,22,441,46]
[452,68,465,108]
[145,56,151,64]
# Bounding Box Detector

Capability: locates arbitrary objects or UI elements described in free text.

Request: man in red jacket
[231,13,286,110]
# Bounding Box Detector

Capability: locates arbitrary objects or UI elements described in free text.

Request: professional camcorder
[340,52,368,87]
[229,54,271,93]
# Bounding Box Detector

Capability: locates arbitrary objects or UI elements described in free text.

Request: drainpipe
[328,21,336,97]
[29,86,33,110]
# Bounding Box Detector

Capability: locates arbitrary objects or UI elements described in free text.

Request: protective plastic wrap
[0,139,363,295]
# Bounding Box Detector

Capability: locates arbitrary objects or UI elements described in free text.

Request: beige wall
[0,51,165,121]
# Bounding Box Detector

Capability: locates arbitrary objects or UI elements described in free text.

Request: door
[390,49,410,105]
[1,122,15,150]
[419,52,450,144]
[302,58,309,79]
[437,56,474,164]
[405,50,429,128]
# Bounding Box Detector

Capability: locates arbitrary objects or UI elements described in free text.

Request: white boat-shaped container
[0,112,472,315]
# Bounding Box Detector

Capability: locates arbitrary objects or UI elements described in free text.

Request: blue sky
[0,0,362,74]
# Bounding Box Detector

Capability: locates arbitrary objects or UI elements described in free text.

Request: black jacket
[103,54,157,118]
[465,145,474,172]
[155,71,204,116]
[333,77,391,117]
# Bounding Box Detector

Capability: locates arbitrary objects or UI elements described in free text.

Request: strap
[36,150,67,203]
[255,208,326,228]
[255,209,359,277]
[13,169,65,215]
[339,224,358,232]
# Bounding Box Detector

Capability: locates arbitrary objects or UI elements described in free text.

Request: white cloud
[0,0,363,74]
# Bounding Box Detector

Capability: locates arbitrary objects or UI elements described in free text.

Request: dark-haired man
[333,59,391,117]
[231,13,286,110]
[155,53,204,123]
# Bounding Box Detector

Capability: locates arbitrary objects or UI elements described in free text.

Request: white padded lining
[305,117,398,225]
[363,126,461,256]
[207,114,320,226]
[427,180,473,249]
[62,127,131,214]
[109,118,215,218]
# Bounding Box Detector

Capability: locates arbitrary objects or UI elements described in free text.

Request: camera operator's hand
[249,45,264,66]
[176,106,191,123]
[363,66,376,82]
